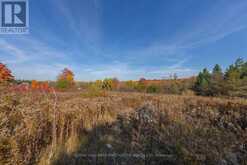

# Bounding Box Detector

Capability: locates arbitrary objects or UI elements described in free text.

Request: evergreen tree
[234,58,244,69]
[210,64,224,96]
[240,61,247,78]
[194,68,211,95]
[225,64,240,81]
[225,58,247,97]
[194,58,246,97]
[212,64,223,76]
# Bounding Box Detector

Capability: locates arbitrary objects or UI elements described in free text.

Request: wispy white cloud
[0,39,29,64]
[0,37,74,80]
[12,63,69,80]
[0,35,195,80]
[74,60,196,81]
[174,0,247,48]
[1,0,247,81]
[0,37,68,64]
[53,0,102,47]
[120,0,247,69]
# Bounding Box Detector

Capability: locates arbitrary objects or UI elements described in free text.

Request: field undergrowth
[0,89,247,165]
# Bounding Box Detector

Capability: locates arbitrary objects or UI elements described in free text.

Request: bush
[119,80,137,92]
[135,82,146,92]
[56,79,71,90]
[146,85,160,93]
[181,90,195,96]
[81,83,107,98]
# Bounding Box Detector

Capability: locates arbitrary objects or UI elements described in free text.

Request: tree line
[194,58,247,97]
[0,58,246,98]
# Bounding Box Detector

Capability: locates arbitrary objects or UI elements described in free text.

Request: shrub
[135,79,147,92]
[181,90,195,96]
[146,85,160,93]
[56,79,71,90]
[81,83,107,98]
[120,80,137,92]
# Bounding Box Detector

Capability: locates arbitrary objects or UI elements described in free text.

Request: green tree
[194,58,246,97]
[225,58,246,80]
[194,68,211,95]
[240,61,247,78]
[235,58,244,69]
[212,64,223,76]
[225,58,247,97]
[209,64,224,96]
[56,79,71,89]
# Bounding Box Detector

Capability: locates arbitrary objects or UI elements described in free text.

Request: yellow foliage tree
[57,68,75,89]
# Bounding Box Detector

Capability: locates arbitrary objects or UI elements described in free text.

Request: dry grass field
[0,89,247,165]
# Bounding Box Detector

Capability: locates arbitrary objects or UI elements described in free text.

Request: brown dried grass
[0,89,246,164]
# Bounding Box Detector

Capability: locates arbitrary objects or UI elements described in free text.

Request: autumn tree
[0,63,14,83]
[102,78,114,90]
[31,80,39,89]
[31,80,50,92]
[56,68,75,89]
[94,80,103,89]
[58,68,74,82]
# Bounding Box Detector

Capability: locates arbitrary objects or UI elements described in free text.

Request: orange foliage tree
[58,68,74,81]
[31,80,51,92]
[0,63,14,83]
[31,80,39,89]
[56,68,75,89]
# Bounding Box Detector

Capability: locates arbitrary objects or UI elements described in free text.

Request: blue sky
[0,0,247,81]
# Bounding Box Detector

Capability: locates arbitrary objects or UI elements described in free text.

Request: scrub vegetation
[0,58,246,165]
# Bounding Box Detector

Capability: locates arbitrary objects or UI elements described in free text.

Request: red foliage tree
[0,63,14,83]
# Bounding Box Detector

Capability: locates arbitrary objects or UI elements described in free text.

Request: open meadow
[0,88,246,165]
[0,1,247,164]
